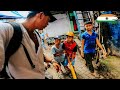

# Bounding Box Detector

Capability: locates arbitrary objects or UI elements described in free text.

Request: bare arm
[96,38,104,51]
[43,54,54,63]
[81,39,85,58]
[96,38,107,58]
[44,53,61,72]
[71,52,76,60]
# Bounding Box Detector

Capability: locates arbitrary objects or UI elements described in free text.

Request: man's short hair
[27,11,57,22]
[84,21,93,25]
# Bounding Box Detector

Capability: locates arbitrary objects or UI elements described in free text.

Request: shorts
[62,57,76,66]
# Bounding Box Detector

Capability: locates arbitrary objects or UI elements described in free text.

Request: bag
[0,22,35,79]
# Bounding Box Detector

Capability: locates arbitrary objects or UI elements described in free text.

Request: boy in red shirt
[62,31,77,74]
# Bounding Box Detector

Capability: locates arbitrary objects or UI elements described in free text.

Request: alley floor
[44,39,110,79]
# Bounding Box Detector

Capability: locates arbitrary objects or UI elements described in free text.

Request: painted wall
[43,14,71,37]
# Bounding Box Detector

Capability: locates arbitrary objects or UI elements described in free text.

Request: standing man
[0,11,60,79]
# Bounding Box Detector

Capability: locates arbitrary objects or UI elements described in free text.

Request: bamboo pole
[67,56,77,79]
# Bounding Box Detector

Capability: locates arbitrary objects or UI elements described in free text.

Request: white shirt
[0,22,45,79]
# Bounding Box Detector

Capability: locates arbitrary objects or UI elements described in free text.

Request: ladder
[73,11,92,40]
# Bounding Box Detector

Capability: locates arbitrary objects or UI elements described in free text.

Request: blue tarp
[108,21,120,49]
[0,14,22,19]
[0,11,28,19]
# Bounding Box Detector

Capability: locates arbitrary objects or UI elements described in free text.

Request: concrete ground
[44,39,106,79]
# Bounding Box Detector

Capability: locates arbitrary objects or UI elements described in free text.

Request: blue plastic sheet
[108,21,120,48]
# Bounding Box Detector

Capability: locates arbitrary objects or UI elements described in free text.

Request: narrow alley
[44,38,118,79]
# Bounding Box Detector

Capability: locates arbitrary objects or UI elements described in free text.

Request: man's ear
[37,12,44,19]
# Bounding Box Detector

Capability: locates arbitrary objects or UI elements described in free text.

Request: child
[51,36,65,72]
[81,21,107,76]
[62,31,77,74]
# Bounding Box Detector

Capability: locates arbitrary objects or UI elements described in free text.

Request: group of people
[0,11,107,79]
[51,21,107,77]
[51,31,77,76]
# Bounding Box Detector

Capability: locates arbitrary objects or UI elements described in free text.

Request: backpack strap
[21,43,35,69]
[34,30,41,38]
[5,22,23,60]
[7,23,35,69]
